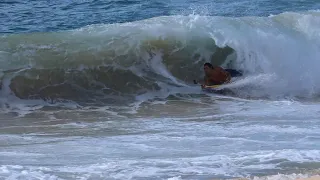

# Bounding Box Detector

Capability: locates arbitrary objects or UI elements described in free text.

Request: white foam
[0,165,60,180]
[207,12,320,98]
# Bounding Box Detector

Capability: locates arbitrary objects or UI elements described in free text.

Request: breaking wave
[1,10,320,109]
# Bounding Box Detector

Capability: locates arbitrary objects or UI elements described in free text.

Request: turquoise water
[1,1,320,180]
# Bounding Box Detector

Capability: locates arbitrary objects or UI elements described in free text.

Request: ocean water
[1,0,320,179]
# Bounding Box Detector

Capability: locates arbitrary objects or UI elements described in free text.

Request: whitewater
[1,1,320,179]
